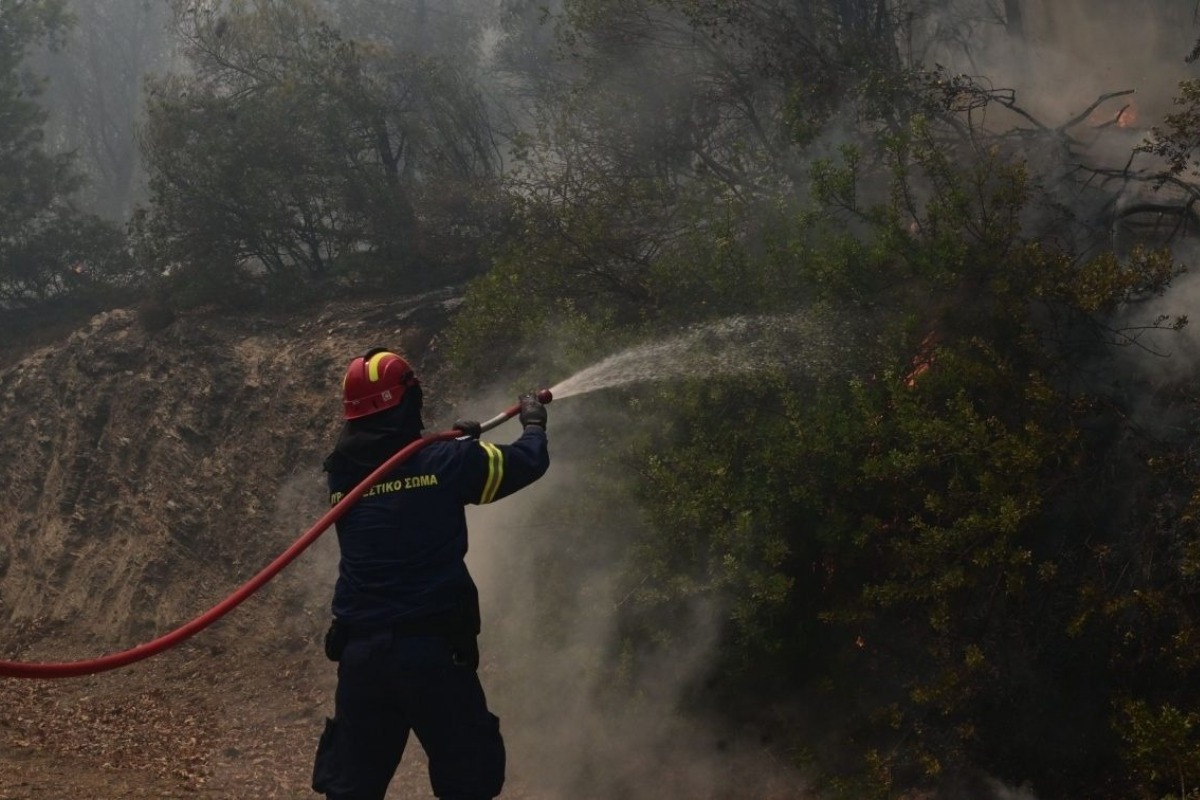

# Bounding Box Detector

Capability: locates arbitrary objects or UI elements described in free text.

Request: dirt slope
[0,290,515,799]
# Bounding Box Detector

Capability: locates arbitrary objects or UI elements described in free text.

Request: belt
[343,609,464,639]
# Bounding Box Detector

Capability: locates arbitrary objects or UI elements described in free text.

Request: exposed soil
[0,640,536,799]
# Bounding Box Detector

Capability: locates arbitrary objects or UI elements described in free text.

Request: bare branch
[1058,90,1136,133]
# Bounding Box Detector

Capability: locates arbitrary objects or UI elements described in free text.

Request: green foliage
[135,0,504,307]
[444,162,673,376]
[1144,79,1200,178]
[449,76,1200,793]
[0,0,135,310]
[1120,700,1200,800]
[444,3,1200,797]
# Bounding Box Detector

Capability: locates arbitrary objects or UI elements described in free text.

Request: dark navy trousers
[312,631,505,800]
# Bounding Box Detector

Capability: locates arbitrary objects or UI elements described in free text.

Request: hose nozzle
[479,388,555,433]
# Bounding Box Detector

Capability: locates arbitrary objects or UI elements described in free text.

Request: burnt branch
[1059,90,1136,133]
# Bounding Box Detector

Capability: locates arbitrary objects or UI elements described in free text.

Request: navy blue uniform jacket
[326,426,549,629]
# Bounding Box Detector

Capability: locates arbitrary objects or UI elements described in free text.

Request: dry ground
[0,638,545,800]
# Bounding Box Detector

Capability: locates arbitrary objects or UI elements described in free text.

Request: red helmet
[341,349,418,420]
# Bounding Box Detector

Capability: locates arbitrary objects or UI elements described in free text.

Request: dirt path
[1,642,309,797]
[0,637,549,800]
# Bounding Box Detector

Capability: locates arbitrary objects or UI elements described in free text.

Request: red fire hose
[0,390,551,679]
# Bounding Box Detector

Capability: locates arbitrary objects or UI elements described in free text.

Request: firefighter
[312,348,550,800]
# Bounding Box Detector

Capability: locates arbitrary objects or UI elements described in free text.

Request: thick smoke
[920,3,1200,412]
[925,1,1198,122]
[462,387,811,799]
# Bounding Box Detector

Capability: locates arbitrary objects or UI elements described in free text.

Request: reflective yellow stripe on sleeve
[479,441,504,503]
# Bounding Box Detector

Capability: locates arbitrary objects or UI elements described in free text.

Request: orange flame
[904,330,939,388]
[1116,103,1138,129]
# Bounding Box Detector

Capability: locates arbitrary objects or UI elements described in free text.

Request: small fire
[1116,102,1138,129]
[1088,98,1140,131]
[903,330,939,388]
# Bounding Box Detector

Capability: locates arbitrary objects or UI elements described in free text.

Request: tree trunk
[1004,0,1024,38]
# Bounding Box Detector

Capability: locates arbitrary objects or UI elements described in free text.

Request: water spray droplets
[549,312,855,400]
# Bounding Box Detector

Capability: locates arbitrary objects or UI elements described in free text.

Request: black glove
[453,419,482,439]
[518,392,547,428]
